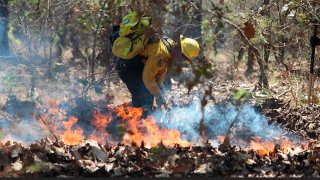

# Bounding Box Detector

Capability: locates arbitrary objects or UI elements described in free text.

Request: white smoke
[152,99,300,144]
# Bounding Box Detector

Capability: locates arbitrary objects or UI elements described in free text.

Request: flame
[88,110,112,144]
[36,100,302,154]
[60,116,85,145]
[247,136,296,156]
[217,135,299,156]
[36,101,190,148]
[217,135,225,143]
[35,99,67,142]
[115,105,190,148]
[249,139,275,156]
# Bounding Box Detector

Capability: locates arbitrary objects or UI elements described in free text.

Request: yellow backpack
[112,12,151,60]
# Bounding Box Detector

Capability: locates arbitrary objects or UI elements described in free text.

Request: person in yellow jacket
[111,12,200,113]
[140,34,200,109]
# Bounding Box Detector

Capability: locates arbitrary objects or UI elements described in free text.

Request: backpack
[111,12,151,60]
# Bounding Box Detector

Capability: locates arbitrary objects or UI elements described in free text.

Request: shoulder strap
[160,36,173,53]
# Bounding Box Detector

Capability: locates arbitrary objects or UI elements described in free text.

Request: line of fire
[0,0,320,178]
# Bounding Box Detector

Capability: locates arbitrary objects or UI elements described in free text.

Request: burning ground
[0,56,319,177]
[0,93,320,177]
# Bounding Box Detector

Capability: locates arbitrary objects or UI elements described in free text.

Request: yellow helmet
[180,34,200,60]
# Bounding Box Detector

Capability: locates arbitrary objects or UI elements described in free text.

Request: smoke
[0,21,4,45]
[152,99,300,145]
[0,118,48,144]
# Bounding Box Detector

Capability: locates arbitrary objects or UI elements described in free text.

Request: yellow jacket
[140,38,175,96]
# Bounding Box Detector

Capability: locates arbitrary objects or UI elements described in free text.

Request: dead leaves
[261,98,320,139]
[242,21,255,40]
[0,137,320,177]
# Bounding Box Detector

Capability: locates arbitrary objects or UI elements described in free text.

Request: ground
[0,50,320,177]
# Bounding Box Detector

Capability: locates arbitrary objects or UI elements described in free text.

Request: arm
[142,55,161,96]
[157,69,167,85]
[142,38,171,96]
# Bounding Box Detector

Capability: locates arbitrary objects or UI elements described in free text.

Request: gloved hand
[310,35,320,47]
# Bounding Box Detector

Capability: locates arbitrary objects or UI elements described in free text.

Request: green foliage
[2,69,17,93]
[8,23,21,46]
[0,129,4,139]
[149,144,166,161]
[25,162,41,173]
[116,123,126,140]
[2,69,17,83]
[30,0,39,4]
[114,0,123,8]
[233,89,251,101]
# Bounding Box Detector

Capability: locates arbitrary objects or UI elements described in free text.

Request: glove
[310,35,320,47]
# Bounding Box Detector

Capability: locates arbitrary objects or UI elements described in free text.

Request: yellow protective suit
[140,38,175,96]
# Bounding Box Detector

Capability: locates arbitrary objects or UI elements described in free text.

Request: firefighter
[111,12,200,114]
[141,34,200,110]
[110,23,152,111]
[114,33,200,114]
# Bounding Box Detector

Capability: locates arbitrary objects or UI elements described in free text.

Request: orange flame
[89,110,112,144]
[115,105,190,148]
[249,139,275,156]
[60,116,85,145]
[217,135,225,143]
[35,99,67,142]
[247,136,296,156]
[217,135,299,156]
[37,100,303,154]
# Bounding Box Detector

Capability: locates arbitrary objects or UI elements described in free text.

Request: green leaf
[26,162,41,173]
[233,89,250,101]
[202,19,209,27]
[2,70,17,83]
[31,0,39,4]
[149,145,166,161]
[0,129,4,139]
[116,123,126,140]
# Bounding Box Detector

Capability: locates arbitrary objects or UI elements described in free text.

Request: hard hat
[180,34,200,60]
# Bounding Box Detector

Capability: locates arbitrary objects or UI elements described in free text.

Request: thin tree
[0,0,10,56]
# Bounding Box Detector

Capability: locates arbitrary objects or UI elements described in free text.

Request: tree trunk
[245,46,255,76]
[237,46,245,61]
[263,43,271,70]
[70,27,85,60]
[261,0,271,70]
[57,15,69,63]
[0,0,10,56]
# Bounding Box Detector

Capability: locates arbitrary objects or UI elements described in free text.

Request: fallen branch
[276,87,292,98]
[220,106,242,151]
[37,115,59,143]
